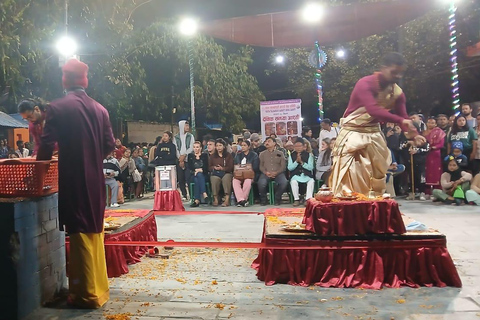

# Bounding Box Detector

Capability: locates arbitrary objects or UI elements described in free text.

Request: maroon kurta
[37,90,115,233]
[343,74,409,124]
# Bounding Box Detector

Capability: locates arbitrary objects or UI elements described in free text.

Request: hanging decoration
[448,2,460,115]
[309,42,327,122]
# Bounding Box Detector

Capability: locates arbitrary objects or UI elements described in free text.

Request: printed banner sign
[260,99,302,142]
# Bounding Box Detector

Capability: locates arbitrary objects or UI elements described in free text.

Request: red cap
[62,59,88,89]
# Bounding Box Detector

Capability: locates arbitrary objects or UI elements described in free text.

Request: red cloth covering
[302,199,406,236]
[153,190,185,211]
[252,237,462,289]
[66,211,157,278]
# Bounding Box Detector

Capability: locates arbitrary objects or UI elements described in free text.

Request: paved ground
[27,195,480,320]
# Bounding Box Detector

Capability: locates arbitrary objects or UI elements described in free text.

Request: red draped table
[153,190,185,211]
[252,207,462,289]
[66,210,157,278]
[302,199,406,235]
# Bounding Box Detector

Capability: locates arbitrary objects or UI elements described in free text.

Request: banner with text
[260,99,302,142]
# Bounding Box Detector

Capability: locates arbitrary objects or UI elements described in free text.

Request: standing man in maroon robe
[37,58,115,308]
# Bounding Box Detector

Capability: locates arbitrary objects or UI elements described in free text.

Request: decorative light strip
[448,2,460,114]
[315,41,325,122]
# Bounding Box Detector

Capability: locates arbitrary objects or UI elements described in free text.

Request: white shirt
[319,127,339,142]
[15,148,29,158]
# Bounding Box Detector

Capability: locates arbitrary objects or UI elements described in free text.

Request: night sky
[132,0,336,130]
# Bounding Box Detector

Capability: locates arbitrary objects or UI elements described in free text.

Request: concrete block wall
[0,194,67,320]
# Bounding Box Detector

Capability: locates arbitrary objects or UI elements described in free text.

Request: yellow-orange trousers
[68,232,109,308]
[330,126,391,197]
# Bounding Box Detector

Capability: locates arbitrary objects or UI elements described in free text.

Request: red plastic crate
[0,158,58,197]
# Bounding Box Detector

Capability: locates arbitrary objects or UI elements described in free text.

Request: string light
[448,2,460,114]
[314,41,327,122]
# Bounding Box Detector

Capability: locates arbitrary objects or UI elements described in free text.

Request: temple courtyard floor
[27,197,480,320]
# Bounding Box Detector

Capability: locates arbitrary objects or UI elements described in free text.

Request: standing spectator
[119,148,136,199]
[113,138,127,160]
[209,138,234,207]
[474,114,480,175]
[288,137,315,206]
[436,114,450,134]
[436,114,450,161]
[202,134,213,152]
[448,115,456,128]
[466,173,480,205]
[461,103,477,129]
[423,117,446,193]
[302,126,313,142]
[103,152,120,208]
[174,120,194,201]
[15,140,29,158]
[148,136,162,164]
[36,58,115,308]
[385,127,400,163]
[188,141,209,207]
[318,118,338,142]
[132,148,146,199]
[0,140,8,159]
[153,131,177,166]
[233,140,259,207]
[250,133,266,155]
[316,138,332,182]
[400,131,430,200]
[433,157,472,205]
[258,137,288,205]
[448,115,478,168]
[409,112,426,133]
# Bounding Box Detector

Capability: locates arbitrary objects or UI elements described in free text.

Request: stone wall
[0,194,67,320]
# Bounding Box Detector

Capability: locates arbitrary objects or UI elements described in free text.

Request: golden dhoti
[68,232,109,308]
[330,110,391,197]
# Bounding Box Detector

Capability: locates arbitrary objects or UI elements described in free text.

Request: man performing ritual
[37,58,115,308]
[330,52,425,196]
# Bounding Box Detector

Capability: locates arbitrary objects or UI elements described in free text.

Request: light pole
[56,0,78,66]
[179,18,198,137]
[302,3,326,122]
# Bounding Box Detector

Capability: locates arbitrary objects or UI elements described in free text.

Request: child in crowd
[444,141,468,169]
[433,157,472,205]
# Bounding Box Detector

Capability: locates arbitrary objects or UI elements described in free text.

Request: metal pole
[65,0,68,35]
[187,39,196,137]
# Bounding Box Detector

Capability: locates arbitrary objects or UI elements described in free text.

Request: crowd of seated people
[104,104,480,208]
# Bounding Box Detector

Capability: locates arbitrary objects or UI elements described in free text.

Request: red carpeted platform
[66,209,157,278]
[252,203,462,289]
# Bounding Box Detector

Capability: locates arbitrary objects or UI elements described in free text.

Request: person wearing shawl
[330,52,425,196]
[174,120,194,200]
[432,157,472,205]
[423,117,446,189]
[37,58,115,308]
